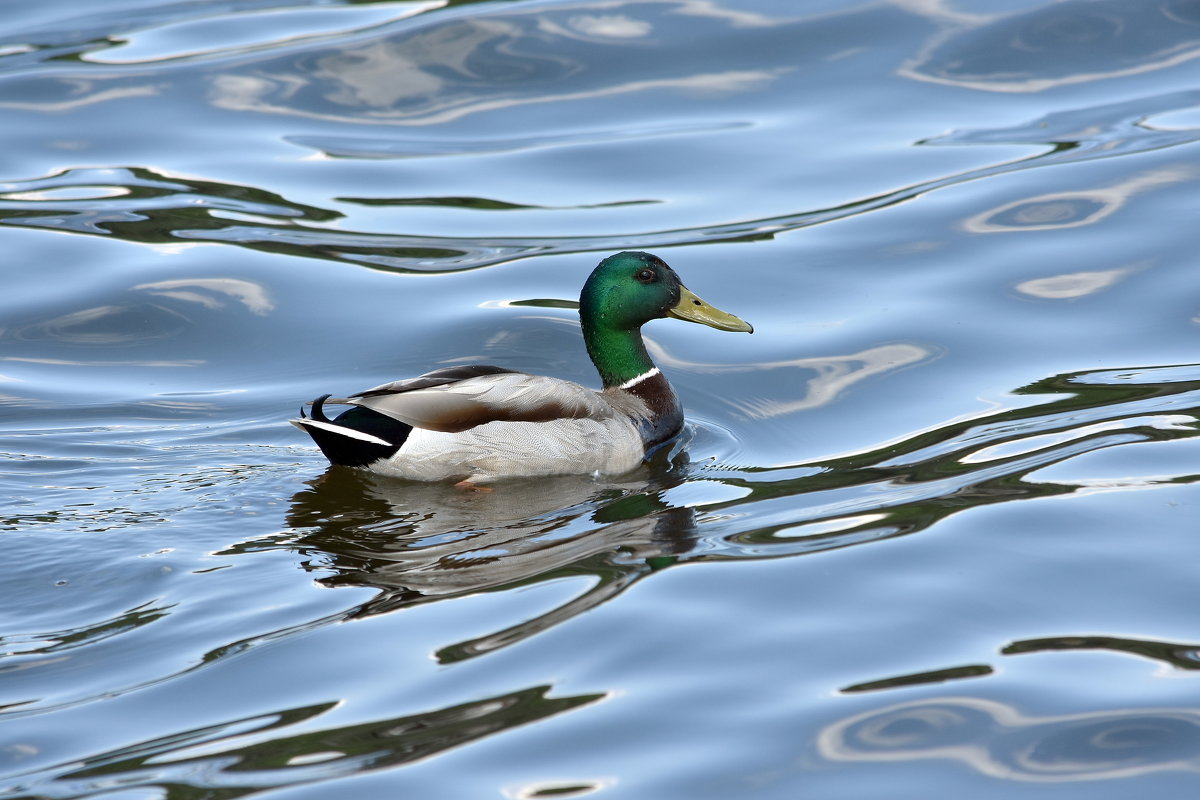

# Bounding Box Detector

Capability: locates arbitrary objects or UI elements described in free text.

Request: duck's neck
[582,319,657,389]
[583,318,683,449]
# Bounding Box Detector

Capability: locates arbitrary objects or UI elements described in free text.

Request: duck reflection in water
[286,455,699,662]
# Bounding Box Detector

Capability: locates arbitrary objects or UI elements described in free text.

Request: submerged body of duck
[291,251,752,483]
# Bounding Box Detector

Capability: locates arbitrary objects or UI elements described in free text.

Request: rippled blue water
[5,1,1200,797]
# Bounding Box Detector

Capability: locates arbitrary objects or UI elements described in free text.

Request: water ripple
[709,363,1200,557]
[6,84,1200,274]
[906,0,1200,92]
[5,686,602,799]
[287,119,749,159]
[819,697,1200,781]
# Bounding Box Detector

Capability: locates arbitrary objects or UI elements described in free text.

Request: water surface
[4,1,1200,797]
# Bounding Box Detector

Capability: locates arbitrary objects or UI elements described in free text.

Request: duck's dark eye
[635,268,656,283]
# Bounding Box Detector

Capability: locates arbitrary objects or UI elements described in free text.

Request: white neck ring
[618,367,660,390]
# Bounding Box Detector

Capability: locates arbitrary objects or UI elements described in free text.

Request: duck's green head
[580,251,753,334]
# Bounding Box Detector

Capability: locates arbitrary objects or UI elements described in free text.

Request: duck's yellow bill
[668,286,754,333]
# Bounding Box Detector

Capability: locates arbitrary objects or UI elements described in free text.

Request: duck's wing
[335,366,623,433]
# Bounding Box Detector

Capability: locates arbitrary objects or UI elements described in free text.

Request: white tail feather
[289,418,391,446]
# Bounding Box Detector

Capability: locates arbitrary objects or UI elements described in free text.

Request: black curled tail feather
[311,393,333,423]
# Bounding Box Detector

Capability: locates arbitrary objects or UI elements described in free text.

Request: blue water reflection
[908,0,1200,92]
[821,697,1200,781]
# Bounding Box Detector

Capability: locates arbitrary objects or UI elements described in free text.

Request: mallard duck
[291,251,752,484]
